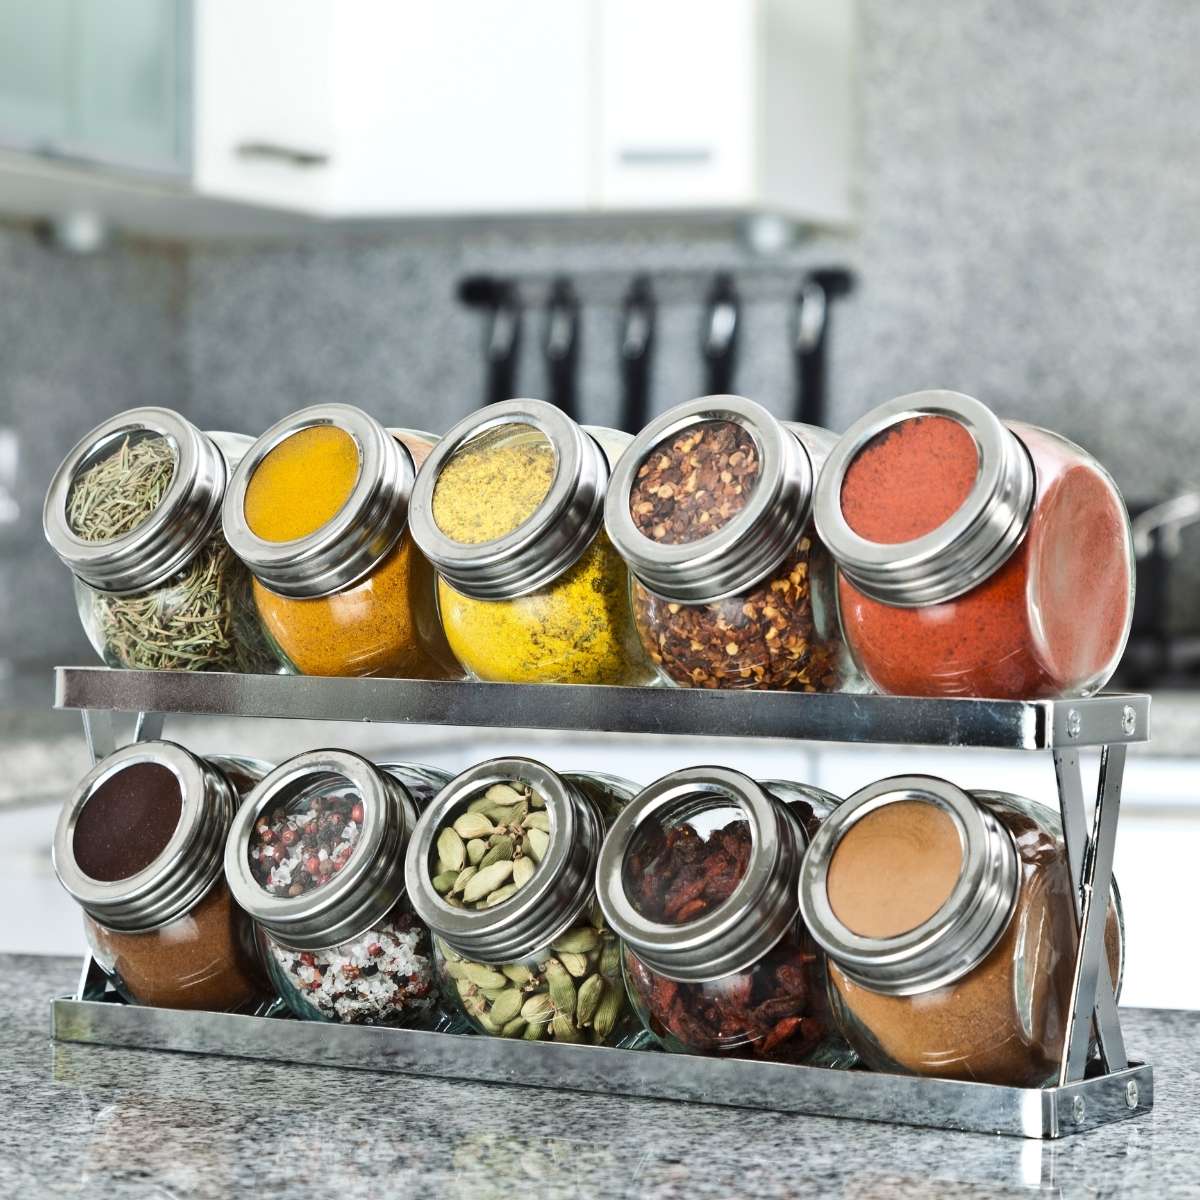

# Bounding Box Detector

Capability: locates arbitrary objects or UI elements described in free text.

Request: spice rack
[49,667,1153,1140]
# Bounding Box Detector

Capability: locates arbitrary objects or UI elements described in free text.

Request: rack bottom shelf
[50,997,1152,1139]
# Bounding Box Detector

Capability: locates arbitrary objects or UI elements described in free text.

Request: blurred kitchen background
[1,1,1197,1007]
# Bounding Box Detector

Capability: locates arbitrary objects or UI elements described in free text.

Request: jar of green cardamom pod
[405,757,640,1046]
[44,408,275,673]
[407,400,656,685]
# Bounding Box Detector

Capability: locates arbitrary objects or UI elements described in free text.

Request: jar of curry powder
[798,774,1125,1087]
[221,404,461,679]
[813,391,1135,699]
[407,400,655,685]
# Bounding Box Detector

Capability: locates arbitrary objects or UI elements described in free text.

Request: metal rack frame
[49,668,1153,1139]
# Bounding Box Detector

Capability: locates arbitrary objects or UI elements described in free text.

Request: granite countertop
[6,955,1198,1198]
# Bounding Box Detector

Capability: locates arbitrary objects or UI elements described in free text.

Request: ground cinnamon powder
[836,418,1132,698]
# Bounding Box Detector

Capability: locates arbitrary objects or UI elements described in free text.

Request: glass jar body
[433,904,636,1045]
[436,530,656,685]
[837,423,1135,699]
[74,538,274,672]
[262,894,440,1027]
[84,877,269,1012]
[254,529,462,679]
[825,792,1125,1087]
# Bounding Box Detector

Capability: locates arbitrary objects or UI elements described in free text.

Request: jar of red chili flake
[224,750,449,1027]
[813,391,1135,699]
[595,766,851,1064]
[604,395,861,692]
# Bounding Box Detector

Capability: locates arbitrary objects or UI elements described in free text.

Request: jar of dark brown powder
[53,742,272,1011]
[604,395,859,691]
[798,775,1125,1086]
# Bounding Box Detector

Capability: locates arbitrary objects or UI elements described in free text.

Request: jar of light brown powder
[53,742,273,1012]
[797,774,1124,1087]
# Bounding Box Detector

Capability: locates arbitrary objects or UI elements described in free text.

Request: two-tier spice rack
[49,667,1153,1139]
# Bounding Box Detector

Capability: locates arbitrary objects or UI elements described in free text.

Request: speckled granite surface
[5,954,1197,1198]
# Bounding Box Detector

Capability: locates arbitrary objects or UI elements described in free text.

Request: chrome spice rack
[49,668,1153,1140]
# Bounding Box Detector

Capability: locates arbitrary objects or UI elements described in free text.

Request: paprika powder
[595,767,848,1063]
[813,390,1135,699]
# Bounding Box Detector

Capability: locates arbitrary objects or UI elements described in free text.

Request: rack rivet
[1072,1095,1086,1124]
[1122,705,1137,736]
[1125,1081,1139,1109]
[1067,709,1082,739]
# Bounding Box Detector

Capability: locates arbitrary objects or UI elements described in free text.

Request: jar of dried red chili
[813,391,1135,699]
[604,395,860,691]
[595,766,850,1064]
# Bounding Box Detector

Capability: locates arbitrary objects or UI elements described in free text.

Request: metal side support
[80,708,165,764]
[1058,743,1127,1085]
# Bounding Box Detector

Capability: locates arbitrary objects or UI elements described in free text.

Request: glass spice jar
[797,774,1125,1087]
[812,390,1136,699]
[53,741,273,1011]
[224,750,449,1027]
[221,404,461,679]
[604,395,859,692]
[405,757,640,1045]
[595,766,849,1063]
[407,400,655,685]
[43,407,274,672]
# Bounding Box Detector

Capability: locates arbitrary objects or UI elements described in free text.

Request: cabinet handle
[235,142,331,168]
[617,147,713,167]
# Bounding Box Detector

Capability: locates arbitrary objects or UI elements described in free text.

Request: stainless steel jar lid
[812,390,1035,607]
[405,758,615,963]
[221,403,415,599]
[224,750,421,951]
[407,399,609,601]
[603,395,816,604]
[595,766,808,983]
[44,407,229,594]
[53,740,238,933]
[798,775,1020,995]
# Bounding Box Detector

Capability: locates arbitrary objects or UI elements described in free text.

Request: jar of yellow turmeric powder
[221,404,461,679]
[407,400,655,685]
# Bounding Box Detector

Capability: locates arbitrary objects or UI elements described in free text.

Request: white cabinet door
[329,1,596,216]
[193,0,338,212]
[598,0,756,209]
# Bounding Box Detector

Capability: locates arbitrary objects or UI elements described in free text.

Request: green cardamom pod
[488,987,524,1026]
[576,974,605,1027]
[558,951,589,978]
[522,811,551,832]
[522,1017,547,1040]
[442,960,469,981]
[511,856,536,890]
[544,958,577,1020]
[486,805,515,827]
[508,801,530,826]
[431,870,458,895]
[599,936,621,979]
[462,963,508,989]
[592,982,626,1040]
[551,1013,583,1043]
[467,793,498,814]
[485,783,526,806]
[466,838,487,865]
[479,835,515,868]
[502,963,534,986]
[436,827,466,873]
[454,978,476,1000]
[501,1017,528,1039]
[450,865,477,895]
[527,828,550,863]
[529,791,546,808]
[453,811,495,840]
[484,883,518,907]
[551,927,600,955]
[520,992,554,1022]
[462,860,514,903]
[467,997,499,1034]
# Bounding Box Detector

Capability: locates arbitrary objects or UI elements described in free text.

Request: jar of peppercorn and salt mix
[53,741,273,1012]
[407,399,655,686]
[595,766,850,1064]
[221,403,461,680]
[813,390,1135,699]
[224,749,450,1026]
[797,774,1125,1087]
[405,757,640,1045]
[604,395,859,692]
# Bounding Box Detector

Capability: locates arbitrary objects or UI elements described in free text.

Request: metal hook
[701,272,740,395]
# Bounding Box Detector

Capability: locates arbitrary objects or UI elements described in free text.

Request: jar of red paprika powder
[595,766,849,1064]
[812,391,1135,699]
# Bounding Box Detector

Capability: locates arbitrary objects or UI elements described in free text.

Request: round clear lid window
[67,430,178,544]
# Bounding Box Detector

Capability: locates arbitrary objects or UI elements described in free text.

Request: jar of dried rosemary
[43,408,274,672]
[221,405,461,679]
[596,766,851,1064]
[405,757,640,1045]
[604,396,860,692]
[407,400,655,685]
[225,749,451,1027]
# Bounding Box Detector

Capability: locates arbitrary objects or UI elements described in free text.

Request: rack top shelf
[53,668,1150,751]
